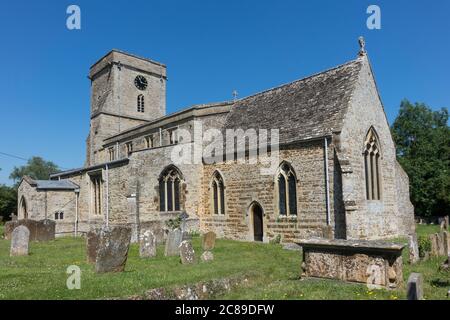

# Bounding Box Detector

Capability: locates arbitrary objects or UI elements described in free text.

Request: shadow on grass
[430,278,450,287]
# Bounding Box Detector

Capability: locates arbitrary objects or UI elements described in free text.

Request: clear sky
[0,0,448,185]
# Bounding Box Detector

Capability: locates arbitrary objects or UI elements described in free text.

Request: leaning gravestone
[408,233,420,264]
[140,230,157,258]
[165,228,182,257]
[86,228,101,263]
[406,273,423,300]
[10,226,30,257]
[202,231,216,251]
[179,240,195,264]
[95,226,132,273]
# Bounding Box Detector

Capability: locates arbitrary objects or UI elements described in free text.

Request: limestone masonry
[17,43,415,243]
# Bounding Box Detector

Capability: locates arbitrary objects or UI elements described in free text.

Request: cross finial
[232,90,238,101]
[358,36,366,56]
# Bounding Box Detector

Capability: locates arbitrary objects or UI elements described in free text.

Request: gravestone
[165,228,182,257]
[95,226,132,273]
[86,229,101,263]
[179,240,195,264]
[202,231,216,251]
[429,234,439,257]
[200,251,214,262]
[442,231,449,256]
[408,233,420,264]
[438,232,447,256]
[35,219,56,241]
[140,230,157,258]
[406,273,423,300]
[10,225,30,257]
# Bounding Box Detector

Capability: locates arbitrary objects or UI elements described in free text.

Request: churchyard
[0,223,448,300]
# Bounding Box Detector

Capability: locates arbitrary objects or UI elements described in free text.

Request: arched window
[19,196,28,219]
[211,171,225,215]
[364,127,381,200]
[137,94,145,113]
[277,162,297,216]
[159,166,183,212]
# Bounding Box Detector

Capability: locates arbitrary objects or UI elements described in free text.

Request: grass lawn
[0,224,448,300]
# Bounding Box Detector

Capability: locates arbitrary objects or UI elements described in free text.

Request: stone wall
[338,56,414,239]
[200,140,334,243]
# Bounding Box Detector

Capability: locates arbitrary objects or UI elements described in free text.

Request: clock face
[134,75,148,90]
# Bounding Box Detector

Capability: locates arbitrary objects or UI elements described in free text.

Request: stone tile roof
[223,58,363,145]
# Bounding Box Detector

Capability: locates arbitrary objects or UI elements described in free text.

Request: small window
[126,142,133,156]
[108,147,115,161]
[54,211,64,220]
[211,171,225,215]
[169,128,178,145]
[146,135,154,149]
[90,174,102,215]
[137,95,145,113]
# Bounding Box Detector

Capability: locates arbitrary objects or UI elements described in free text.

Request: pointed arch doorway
[250,202,264,242]
[19,196,28,219]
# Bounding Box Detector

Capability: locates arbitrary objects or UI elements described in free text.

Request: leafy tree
[0,184,16,222]
[9,156,59,187]
[391,99,450,217]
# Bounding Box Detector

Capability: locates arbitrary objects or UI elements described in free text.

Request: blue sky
[0,0,448,185]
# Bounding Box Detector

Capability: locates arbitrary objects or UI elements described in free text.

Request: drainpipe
[105,164,110,227]
[75,189,79,237]
[324,137,331,226]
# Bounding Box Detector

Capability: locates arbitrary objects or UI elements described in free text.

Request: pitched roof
[22,175,79,190]
[223,57,363,145]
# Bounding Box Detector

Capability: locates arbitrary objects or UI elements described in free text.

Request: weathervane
[358,36,366,56]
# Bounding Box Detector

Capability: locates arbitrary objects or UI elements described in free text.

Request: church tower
[86,50,167,166]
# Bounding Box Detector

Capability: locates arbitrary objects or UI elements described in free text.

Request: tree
[391,99,450,217]
[9,156,59,187]
[0,184,16,222]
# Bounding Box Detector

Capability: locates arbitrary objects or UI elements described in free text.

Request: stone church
[17,39,415,243]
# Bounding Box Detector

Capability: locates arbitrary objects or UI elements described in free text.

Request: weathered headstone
[179,240,195,264]
[408,233,420,264]
[429,233,439,257]
[442,231,450,256]
[406,273,423,300]
[202,231,216,251]
[95,226,132,273]
[165,228,182,257]
[10,226,30,257]
[201,251,214,262]
[438,232,447,256]
[86,229,100,263]
[140,230,157,258]
[35,219,56,241]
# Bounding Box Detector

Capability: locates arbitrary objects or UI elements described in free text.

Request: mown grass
[0,224,448,300]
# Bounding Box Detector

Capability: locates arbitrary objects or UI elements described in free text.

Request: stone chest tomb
[298,239,404,289]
